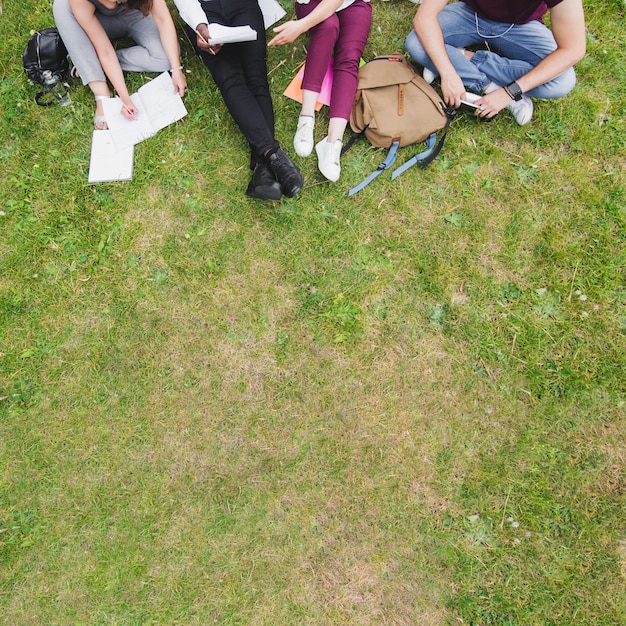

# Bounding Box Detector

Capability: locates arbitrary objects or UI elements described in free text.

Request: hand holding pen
[195,24,223,56]
[120,99,138,121]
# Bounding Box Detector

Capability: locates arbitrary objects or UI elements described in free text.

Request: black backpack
[23,28,70,103]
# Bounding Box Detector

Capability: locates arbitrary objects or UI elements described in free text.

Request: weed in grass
[444,211,464,227]
[0,510,39,559]
[320,293,363,344]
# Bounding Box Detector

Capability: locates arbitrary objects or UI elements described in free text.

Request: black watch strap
[504,81,523,101]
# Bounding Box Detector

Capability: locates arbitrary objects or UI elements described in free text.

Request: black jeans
[187,0,278,168]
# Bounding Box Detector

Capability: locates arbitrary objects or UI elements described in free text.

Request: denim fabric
[405,2,576,98]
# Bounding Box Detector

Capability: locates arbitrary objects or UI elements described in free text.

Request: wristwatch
[504,81,523,101]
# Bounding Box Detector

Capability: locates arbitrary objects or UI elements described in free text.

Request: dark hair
[125,0,153,16]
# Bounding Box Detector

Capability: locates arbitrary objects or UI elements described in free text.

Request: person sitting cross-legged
[405,0,586,125]
[54,0,186,130]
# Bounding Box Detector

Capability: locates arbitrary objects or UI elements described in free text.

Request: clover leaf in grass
[428,304,449,326]
[516,165,537,184]
[149,268,168,288]
[500,283,521,302]
[533,287,566,319]
[444,212,463,227]
[465,514,498,547]
[462,162,479,177]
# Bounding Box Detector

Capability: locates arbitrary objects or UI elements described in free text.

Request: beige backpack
[346,54,455,195]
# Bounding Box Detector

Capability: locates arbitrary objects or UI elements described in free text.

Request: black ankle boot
[245,163,282,201]
[267,148,304,198]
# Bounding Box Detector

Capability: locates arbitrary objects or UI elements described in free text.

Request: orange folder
[283,59,334,111]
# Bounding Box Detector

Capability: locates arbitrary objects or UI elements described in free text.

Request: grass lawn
[1,0,625,623]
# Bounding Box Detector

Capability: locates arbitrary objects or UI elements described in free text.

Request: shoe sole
[280,181,303,198]
[246,185,282,201]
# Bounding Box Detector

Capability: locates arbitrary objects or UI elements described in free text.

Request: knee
[405,30,427,64]
[538,67,577,99]
[150,47,169,65]
[144,35,171,64]
[53,0,72,22]
[311,16,340,42]
[554,68,577,98]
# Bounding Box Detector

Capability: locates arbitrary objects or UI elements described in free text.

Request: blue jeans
[405,2,576,98]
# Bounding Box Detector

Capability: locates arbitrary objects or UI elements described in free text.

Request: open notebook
[101,72,187,152]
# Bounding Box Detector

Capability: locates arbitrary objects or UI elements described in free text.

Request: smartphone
[460,99,482,109]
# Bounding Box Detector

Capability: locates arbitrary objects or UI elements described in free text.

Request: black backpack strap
[348,140,400,196]
[341,126,368,156]
[35,88,56,107]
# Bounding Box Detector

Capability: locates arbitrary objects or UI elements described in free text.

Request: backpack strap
[348,140,400,196]
[390,133,437,179]
[341,127,367,156]
[35,88,56,107]
[391,108,455,179]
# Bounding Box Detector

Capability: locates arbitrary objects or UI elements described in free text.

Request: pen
[195,29,209,45]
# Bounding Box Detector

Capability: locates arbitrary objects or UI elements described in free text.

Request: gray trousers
[53,0,170,85]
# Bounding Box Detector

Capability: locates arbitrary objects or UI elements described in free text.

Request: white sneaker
[315,137,342,182]
[293,115,314,157]
[422,67,437,84]
[506,95,533,126]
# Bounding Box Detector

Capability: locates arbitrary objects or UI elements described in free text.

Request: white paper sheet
[88,130,134,183]
[258,0,287,29]
[102,72,187,151]
[207,23,257,44]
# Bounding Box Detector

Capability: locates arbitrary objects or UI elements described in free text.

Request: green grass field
[1,1,625,623]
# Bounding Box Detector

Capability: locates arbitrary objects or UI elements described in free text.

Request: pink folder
[283,59,334,111]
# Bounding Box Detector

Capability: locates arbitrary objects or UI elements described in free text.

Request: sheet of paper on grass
[258,0,286,28]
[102,72,187,151]
[207,23,256,44]
[284,59,334,112]
[88,130,134,183]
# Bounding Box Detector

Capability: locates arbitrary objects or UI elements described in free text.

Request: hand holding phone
[460,99,482,109]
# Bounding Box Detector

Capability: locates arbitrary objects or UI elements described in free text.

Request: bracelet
[503,84,515,100]
[170,65,183,72]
